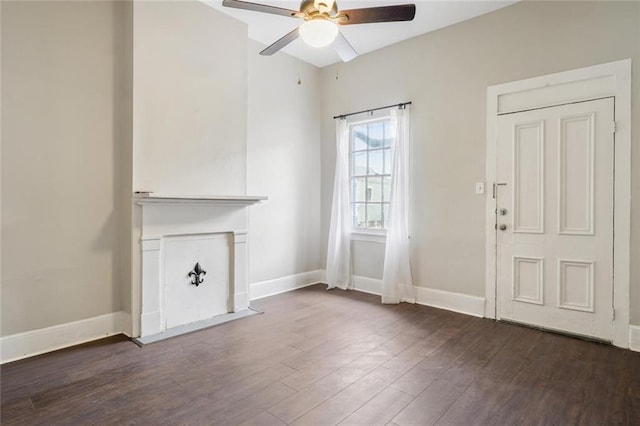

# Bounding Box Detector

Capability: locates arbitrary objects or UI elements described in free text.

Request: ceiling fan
[221,0,416,62]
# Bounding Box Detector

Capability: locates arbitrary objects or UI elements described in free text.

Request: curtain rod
[333,101,412,120]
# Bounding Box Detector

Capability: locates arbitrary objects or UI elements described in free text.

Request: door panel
[558,113,595,235]
[513,121,544,234]
[496,98,614,341]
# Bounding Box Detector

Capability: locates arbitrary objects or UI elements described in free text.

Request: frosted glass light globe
[299,20,338,48]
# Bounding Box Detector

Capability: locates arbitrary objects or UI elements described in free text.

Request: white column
[140,236,162,336]
[232,231,249,311]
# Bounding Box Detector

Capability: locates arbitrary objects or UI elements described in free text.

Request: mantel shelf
[133,193,267,206]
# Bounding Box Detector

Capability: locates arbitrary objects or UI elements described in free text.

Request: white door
[496,98,614,341]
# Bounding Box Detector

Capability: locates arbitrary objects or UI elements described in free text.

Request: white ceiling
[204,0,517,68]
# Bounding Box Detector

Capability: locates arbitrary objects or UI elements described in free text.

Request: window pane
[353,203,366,227]
[383,148,391,174]
[349,117,393,231]
[368,177,383,202]
[366,204,383,229]
[382,176,391,202]
[352,125,368,150]
[369,150,384,175]
[352,177,367,202]
[368,122,384,148]
[352,151,367,176]
[382,121,393,148]
[383,204,390,227]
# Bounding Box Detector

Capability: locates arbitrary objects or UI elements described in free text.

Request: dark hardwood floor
[2,284,639,425]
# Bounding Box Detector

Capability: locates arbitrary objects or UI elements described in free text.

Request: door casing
[485,59,631,348]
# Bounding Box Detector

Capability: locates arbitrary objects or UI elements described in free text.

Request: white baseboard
[352,275,383,295]
[352,275,485,318]
[0,311,128,364]
[630,326,640,352]
[2,283,633,362]
[250,269,325,300]
[120,311,133,338]
[413,286,485,318]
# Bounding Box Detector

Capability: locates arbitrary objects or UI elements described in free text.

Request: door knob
[499,224,507,231]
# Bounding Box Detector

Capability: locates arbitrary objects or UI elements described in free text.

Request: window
[350,117,392,231]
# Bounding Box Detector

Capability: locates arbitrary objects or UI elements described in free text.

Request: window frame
[347,115,393,240]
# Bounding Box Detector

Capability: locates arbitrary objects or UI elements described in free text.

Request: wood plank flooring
[2,284,639,425]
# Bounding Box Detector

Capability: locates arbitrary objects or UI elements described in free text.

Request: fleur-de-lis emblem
[188,263,206,286]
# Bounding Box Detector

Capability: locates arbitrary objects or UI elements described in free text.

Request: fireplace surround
[131,194,266,339]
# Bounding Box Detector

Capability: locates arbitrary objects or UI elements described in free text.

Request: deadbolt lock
[499,208,508,216]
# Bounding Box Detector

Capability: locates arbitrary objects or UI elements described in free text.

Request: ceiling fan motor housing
[300,0,338,18]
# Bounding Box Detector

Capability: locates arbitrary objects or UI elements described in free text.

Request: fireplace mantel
[131,192,267,339]
[134,193,267,205]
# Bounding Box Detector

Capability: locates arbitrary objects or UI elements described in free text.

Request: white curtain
[382,107,415,304]
[326,118,353,290]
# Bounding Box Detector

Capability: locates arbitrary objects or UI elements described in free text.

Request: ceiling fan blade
[337,4,416,25]
[222,0,299,18]
[333,31,357,62]
[260,27,300,56]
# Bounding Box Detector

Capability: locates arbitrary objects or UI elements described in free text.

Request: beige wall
[319,1,640,322]
[1,1,131,335]
[247,40,322,283]
[0,0,320,337]
[132,1,247,196]
[2,0,637,341]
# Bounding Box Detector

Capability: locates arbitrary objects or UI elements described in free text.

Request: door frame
[484,59,632,348]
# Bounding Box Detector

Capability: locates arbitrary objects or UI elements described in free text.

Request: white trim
[250,270,325,300]
[120,312,132,338]
[630,326,640,353]
[352,275,485,318]
[350,231,387,243]
[485,59,632,348]
[0,312,128,364]
[414,287,485,318]
[133,194,266,206]
[352,275,384,295]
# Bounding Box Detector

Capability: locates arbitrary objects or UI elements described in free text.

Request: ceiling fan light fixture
[299,20,338,48]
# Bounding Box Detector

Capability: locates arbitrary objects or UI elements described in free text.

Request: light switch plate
[475,182,485,194]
